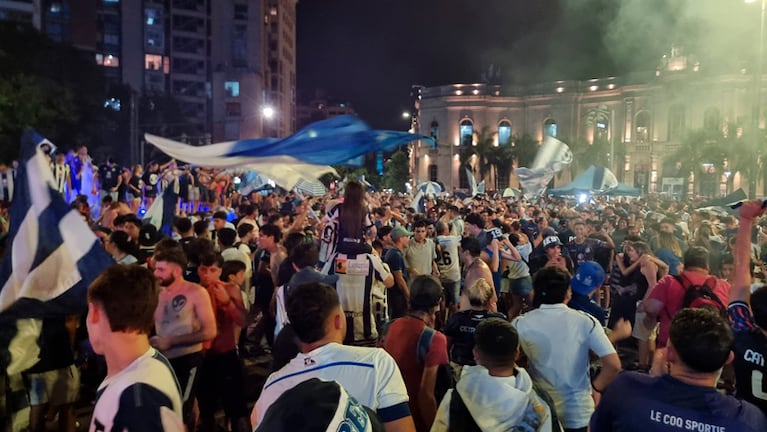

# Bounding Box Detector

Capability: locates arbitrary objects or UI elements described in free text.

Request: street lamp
[261,105,275,137]
[746,0,765,198]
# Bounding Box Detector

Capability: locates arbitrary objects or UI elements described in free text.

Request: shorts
[633,308,658,341]
[187,187,200,201]
[169,351,204,425]
[196,350,248,419]
[509,275,533,296]
[26,364,80,406]
[441,280,460,305]
[100,190,118,202]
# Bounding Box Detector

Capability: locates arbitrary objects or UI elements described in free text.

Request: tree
[458,127,496,185]
[382,148,410,192]
[511,134,539,169]
[666,128,729,197]
[0,21,110,161]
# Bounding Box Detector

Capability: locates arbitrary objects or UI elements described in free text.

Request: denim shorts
[441,280,461,305]
[509,275,533,296]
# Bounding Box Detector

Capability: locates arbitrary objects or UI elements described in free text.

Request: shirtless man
[459,236,497,312]
[151,248,217,431]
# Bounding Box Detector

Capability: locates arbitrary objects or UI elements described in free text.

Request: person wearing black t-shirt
[97,157,122,203]
[443,278,506,379]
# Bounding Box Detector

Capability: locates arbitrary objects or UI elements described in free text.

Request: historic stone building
[411,49,764,197]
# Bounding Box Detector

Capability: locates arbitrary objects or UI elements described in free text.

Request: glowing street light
[262,105,275,119]
[402,111,411,119]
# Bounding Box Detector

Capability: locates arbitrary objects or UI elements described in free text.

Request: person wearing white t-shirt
[86,264,184,432]
[252,281,416,432]
[512,266,621,432]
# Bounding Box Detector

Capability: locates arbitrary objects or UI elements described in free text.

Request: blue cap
[571,261,606,295]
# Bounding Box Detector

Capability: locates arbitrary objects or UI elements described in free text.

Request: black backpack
[674,274,727,318]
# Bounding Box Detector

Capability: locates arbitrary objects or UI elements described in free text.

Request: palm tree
[458,126,496,186]
[666,128,728,197]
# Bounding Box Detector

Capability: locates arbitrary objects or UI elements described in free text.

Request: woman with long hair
[690,221,724,275]
[611,240,667,370]
[334,181,376,255]
[653,231,683,275]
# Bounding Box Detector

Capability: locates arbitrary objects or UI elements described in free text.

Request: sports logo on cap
[543,236,562,248]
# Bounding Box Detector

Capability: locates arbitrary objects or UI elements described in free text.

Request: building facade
[2,0,297,163]
[412,50,765,197]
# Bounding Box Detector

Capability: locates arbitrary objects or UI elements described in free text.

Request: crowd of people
[2,147,767,432]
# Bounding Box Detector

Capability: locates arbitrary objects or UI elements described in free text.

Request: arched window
[668,104,685,140]
[430,121,439,142]
[543,118,557,137]
[703,107,720,131]
[460,119,473,146]
[635,111,651,143]
[498,120,512,146]
[429,164,438,182]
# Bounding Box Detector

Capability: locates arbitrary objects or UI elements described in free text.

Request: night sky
[296,0,758,130]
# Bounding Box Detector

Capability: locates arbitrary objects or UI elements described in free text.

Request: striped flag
[0,130,114,427]
[143,183,178,237]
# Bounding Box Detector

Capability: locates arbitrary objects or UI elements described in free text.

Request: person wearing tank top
[151,249,217,432]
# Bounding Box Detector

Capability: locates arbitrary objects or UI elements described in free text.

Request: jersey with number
[729,301,767,415]
[90,348,184,432]
[436,234,461,282]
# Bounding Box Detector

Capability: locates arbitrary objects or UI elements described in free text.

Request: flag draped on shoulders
[144,115,435,189]
[0,129,114,377]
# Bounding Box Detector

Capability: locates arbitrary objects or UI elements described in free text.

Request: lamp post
[747,0,765,198]
[261,105,275,137]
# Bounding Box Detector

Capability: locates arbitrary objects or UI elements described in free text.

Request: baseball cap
[390,226,413,240]
[570,261,606,295]
[256,378,384,432]
[542,236,562,249]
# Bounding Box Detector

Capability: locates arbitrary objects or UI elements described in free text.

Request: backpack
[379,319,454,403]
[417,326,455,403]
[674,274,727,318]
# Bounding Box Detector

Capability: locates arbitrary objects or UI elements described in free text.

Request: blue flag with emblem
[0,129,114,378]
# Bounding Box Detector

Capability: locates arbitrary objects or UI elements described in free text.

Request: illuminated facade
[411,49,764,197]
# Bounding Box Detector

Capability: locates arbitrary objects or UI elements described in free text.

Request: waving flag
[515,136,573,198]
[465,167,485,196]
[145,115,435,189]
[0,130,114,374]
[143,183,178,237]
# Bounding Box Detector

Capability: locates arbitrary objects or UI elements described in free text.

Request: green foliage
[382,149,410,192]
[0,22,109,161]
[511,134,539,168]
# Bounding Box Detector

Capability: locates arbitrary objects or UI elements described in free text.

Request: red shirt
[648,271,730,348]
[383,316,448,431]
[204,281,242,353]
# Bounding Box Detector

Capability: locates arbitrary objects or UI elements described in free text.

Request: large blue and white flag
[0,130,114,376]
[465,167,485,196]
[145,115,435,189]
[142,183,178,237]
[515,136,573,198]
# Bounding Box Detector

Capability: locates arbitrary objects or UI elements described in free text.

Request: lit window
[225,81,240,97]
[544,119,557,137]
[498,120,511,145]
[270,6,278,15]
[95,53,104,65]
[430,121,439,142]
[144,54,162,71]
[49,3,61,13]
[103,54,119,67]
[460,119,473,146]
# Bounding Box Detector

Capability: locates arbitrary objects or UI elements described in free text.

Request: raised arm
[732,200,767,303]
